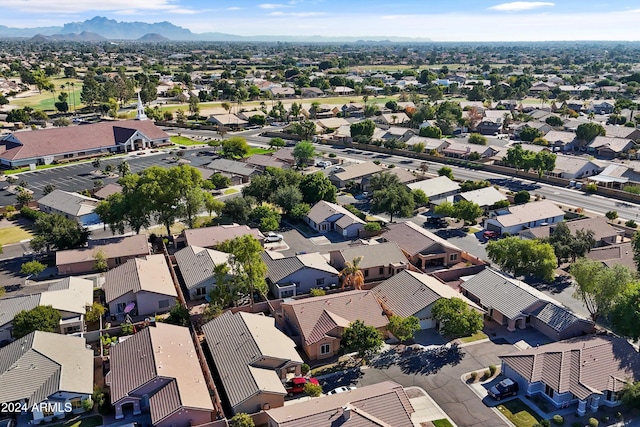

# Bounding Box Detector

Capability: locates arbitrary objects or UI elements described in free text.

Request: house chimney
[342,406,351,421]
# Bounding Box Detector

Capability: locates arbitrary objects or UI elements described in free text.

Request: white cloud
[0,0,201,14]
[489,2,554,11]
[258,3,292,9]
[269,11,324,17]
[226,7,243,11]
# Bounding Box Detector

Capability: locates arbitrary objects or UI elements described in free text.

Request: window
[449,253,458,262]
[196,287,207,296]
[117,302,126,313]
[364,269,369,278]
[379,267,384,275]
[158,300,170,309]
[316,278,325,286]
[320,344,330,355]
[545,384,554,398]
[115,257,122,265]
[70,398,82,410]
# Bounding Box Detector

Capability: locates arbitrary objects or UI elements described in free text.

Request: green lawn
[10,78,84,112]
[0,225,33,245]
[432,419,455,427]
[497,399,542,427]
[223,188,239,195]
[458,331,489,343]
[246,147,274,156]
[48,415,103,427]
[170,135,203,146]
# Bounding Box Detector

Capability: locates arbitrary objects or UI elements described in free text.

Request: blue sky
[3,0,640,41]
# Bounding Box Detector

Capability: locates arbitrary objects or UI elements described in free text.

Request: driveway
[356,341,511,427]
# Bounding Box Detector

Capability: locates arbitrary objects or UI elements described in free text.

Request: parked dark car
[425,217,448,228]
[488,378,519,400]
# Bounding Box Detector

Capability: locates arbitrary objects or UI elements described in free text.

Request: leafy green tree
[250,205,281,232]
[222,196,255,223]
[271,185,303,214]
[165,305,189,326]
[610,283,640,341]
[309,288,326,297]
[268,137,286,149]
[341,319,384,358]
[438,166,454,180]
[533,151,557,179]
[605,210,618,220]
[21,260,46,276]
[632,231,640,273]
[210,173,232,189]
[519,126,543,142]
[514,190,530,204]
[350,119,376,141]
[387,315,420,343]
[486,237,557,281]
[30,213,89,252]
[412,189,429,207]
[183,187,205,228]
[290,203,311,220]
[13,305,61,338]
[369,171,401,192]
[16,190,33,205]
[218,235,268,305]
[419,126,442,139]
[203,192,224,217]
[570,258,633,322]
[621,381,640,410]
[453,200,484,224]
[292,140,315,168]
[118,161,131,177]
[221,137,250,159]
[468,133,488,145]
[230,413,255,427]
[85,302,106,323]
[432,297,483,338]
[300,172,337,204]
[304,382,323,397]
[576,122,606,142]
[545,116,563,127]
[371,186,415,222]
[93,249,108,271]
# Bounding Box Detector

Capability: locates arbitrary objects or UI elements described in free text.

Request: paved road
[357,341,509,427]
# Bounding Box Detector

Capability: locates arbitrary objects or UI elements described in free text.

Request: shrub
[364,222,381,232]
[304,382,323,397]
[489,364,497,376]
[514,190,531,204]
[605,210,618,220]
[584,183,598,193]
[626,220,638,228]
[552,415,564,425]
[82,398,94,412]
[20,206,44,221]
[540,421,551,427]
[373,159,381,165]
[588,418,599,427]
[470,371,478,381]
[484,369,491,379]
[301,363,310,376]
[309,288,326,297]
[328,153,337,157]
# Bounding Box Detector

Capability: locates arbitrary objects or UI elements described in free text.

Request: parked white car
[327,386,357,395]
[264,232,284,243]
[316,160,332,168]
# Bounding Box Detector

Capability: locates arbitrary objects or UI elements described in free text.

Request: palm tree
[69,82,76,113]
[339,256,365,290]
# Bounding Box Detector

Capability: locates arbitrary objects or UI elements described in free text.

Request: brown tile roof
[93,183,123,200]
[587,242,635,270]
[103,254,176,303]
[331,242,408,270]
[500,335,640,400]
[56,234,150,267]
[244,154,290,169]
[1,120,168,161]
[181,224,264,248]
[109,324,214,415]
[282,290,388,346]
[266,381,414,427]
[306,200,366,227]
[523,217,623,242]
[379,221,459,257]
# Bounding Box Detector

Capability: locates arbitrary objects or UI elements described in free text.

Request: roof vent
[342,406,351,421]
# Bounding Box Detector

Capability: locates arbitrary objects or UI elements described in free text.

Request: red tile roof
[0,120,168,161]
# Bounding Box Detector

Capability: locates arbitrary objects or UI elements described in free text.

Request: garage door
[419,318,433,329]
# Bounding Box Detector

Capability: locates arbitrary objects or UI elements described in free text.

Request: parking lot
[0,148,216,206]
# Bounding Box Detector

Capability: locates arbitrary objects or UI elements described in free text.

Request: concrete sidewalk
[406,386,458,427]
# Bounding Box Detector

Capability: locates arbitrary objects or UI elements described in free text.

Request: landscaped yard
[48,415,103,427]
[170,135,202,146]
[432,419,454,427]
[246,147,274,156]
[458,331,489,344]
[497,399,542,427]
[0,224,33,245]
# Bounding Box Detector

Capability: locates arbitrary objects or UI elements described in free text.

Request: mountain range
[0,16,431,43]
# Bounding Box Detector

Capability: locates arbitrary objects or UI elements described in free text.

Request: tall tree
[292,140,315,168]
[339,256,365,290]
[387,315,420,343]
[218,235,268,305]
[486,237,557,281]
[371,186,415,222]
[30,213,89,252]
[271,185,303,215]
[12,305,61,338]
[221,137,250,159]
[368,171,401,192]
[431,297,483,338]
[340,320,383,359]
[570,258,633,322]
[299,172,337,204]
[609,282,640,342]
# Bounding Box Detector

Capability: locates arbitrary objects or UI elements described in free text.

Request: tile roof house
[329,241,410,283]
[265,381,415,427]
[0,119,169,168]
[546,154,604,180]
[56,234,150,275]
[305,200,366,238]
[174,245,232,300]
[588,136,635,158]
[519,217,624,247]
[93,183,123,200]
[261,251,339,298]
[500,335,640,415]
[483,200,565,235]
[270,148,295,165]
[202,311,303,415]
[243,154,290,171]
[175,224,264,249]
[0,331,93,424]
[544,130,578,152]
[329,161,384,189]
[460,268,593,340]
[103,254,177,319]
[374,270,481,330]
[407,176,461,201]
[0,277,94,342]
[279,290,388,360]
[37,190,101,225]
[587,242,635,270]
[374,112,410,125]
[205,158,259,184]
[378,221,468,270]
[106,323,215,427]
[457,186,508,208]
[206,114,248,128]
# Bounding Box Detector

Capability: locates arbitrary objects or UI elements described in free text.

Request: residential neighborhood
[2,14,640,427]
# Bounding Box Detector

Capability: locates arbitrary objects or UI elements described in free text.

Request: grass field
[0,225,33,245]
[497,399,542,427]
[458,331,489,343]
[11,78,84,112]
[48,415,103,427]
[246,147,274,156]
[170,135,203,146]
[432,419,455,427]
[223,188,239,195]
